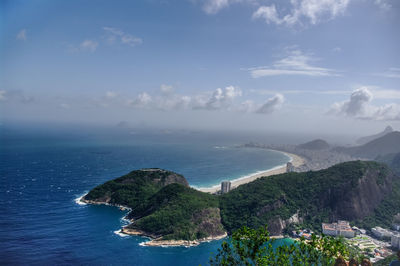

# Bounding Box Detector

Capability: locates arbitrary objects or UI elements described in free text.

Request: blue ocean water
[0,130,292,265]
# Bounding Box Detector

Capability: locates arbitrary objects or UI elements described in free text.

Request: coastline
[197,150,305,194]
[76,194,228,247]
[74,149,305,247]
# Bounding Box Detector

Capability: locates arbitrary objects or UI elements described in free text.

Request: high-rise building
[391,233,400,249]
[286,162,294,172]
[221,181,231,193]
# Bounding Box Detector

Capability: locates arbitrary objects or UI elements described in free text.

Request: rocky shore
[78,195,227,247]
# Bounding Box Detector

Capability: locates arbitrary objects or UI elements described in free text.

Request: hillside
[82,169,225,244]
[82,162,400,242]
[82,168,189,208]
[377,152,400,175]
[219,161,399,235]
[335,131,400,159]
[124,183,225,241]
[356,125,393,145]
[297,139,330,150]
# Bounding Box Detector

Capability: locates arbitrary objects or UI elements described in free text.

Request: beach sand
[198,150,305,194]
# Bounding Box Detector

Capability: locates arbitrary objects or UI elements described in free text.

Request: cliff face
[319,168,394,221]
[220,161,398,235]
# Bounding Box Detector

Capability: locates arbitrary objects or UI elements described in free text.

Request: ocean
[0,128,293,265]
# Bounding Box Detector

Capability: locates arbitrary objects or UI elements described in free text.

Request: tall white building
[221,181,231,194]
[391,233,400,250]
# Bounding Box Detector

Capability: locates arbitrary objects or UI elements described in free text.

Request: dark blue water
[0,130,291,265]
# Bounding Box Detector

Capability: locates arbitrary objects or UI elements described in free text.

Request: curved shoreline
[197,150,305,194]
[74,149,305,247]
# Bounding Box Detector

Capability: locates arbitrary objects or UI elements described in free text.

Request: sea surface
[0,129,293,265]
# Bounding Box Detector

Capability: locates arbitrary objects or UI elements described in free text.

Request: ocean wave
[114,229,129,237]
[74,192,88,206]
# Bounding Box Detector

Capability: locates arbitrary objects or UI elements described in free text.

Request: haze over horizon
[1,0,400,136]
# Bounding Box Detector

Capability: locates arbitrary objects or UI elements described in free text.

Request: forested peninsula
[81,161,400,246]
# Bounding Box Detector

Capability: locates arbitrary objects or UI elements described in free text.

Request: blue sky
[1,0,400,135]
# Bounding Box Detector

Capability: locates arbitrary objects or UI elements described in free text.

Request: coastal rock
[141,233,228,247]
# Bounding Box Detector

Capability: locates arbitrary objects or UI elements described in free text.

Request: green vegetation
[84,169,224,241]
[355,179,400,230]
[219,161,390,234]
[84,169,188,209]
[129,183,224,240]
[373,253,398,266]
[377,152,400,175]
[84,161,399,242]
[210,226,367,266]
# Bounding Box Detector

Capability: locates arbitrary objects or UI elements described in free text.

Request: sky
[1,0,400,136]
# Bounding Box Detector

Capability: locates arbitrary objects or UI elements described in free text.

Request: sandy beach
[198,150,305,194]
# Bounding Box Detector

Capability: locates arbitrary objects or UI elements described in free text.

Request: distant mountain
[297,139,330,150]
[336,131,400,159]
[356,126,393,145]
[377,152,400,175]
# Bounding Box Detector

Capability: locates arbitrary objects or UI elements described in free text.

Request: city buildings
[391,233,400,250]
[322,220,355,238]
[371,227,392,239]
[286,162,294,172]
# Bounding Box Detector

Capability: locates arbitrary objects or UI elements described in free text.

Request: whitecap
[114,230,129,237]
[74,192,88,206]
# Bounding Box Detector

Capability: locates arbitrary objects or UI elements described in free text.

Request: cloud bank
[252,0,350,27]
[121,85,283,115]
[329,87,400,121]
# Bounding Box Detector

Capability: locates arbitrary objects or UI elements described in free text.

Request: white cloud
[103,27,142,47]
[128,92,152,108]
[16,29,27,41]
[124,85,285,115]
[256,94,284,114]
[196,86,242,110]
[249,49,337,78]
[253,0,350,27]
[328,87,400,121]
[203,0,231,14]
[374,68,400,78]
[374,0,391,10]
[80,40,98,52]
